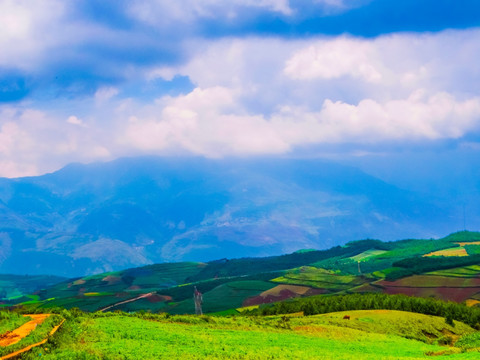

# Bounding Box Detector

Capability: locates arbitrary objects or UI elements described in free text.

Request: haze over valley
[0,156,478,276]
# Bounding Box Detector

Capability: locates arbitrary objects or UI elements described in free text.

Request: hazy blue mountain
[0,157,467,277]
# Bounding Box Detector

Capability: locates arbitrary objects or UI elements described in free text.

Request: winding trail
[0,315,65,360]
[99,292,154,312]
[0,314,50,347]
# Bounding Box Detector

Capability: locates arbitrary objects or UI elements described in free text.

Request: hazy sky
[1,0,480,177]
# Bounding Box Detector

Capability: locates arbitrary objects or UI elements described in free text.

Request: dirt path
[0,314,50,347]
[0,319,65,360]
[99,292,154,312]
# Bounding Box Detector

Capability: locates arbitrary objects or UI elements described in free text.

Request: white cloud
[2,29,480,177]
[0,0,66,69]
[0,1,138,75]
[95,87,119,103]
[67,115,84,126]
[0,105,112,177]
[284,37,383,82]
[121,87,480,158]
[123,86,290,156]
[128,0,292,27]
[147,30,480,113]
[271,92,480,144]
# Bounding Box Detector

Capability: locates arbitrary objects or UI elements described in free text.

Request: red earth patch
[379,286,480,302]
[146,294,172,303]
[243,287,325,306]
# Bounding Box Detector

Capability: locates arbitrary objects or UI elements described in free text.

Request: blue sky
[1,0,480,178]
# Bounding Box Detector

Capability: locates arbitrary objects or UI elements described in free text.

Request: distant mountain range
[0,156,475,277]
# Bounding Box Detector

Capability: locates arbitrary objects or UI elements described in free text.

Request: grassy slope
[20,311,480,360]
[271,266,366,290]
[0,275,66,301]
[0,314,64,357]
[294,310,473,344]
[0,312,30,334]
[9,231,480,315]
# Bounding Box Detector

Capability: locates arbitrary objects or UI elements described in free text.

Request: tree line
[386,254,480,280]
[247,293,480,328]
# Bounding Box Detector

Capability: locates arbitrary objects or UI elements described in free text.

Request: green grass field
[296,310,473,344]
[272,266,366,290]
[0,275,66,301]
[0,314,63,358]
[427,265,480,278]
[12,310,480,360]
[0,311,29,335]
[350,249,388,262]
[166,280,276,314]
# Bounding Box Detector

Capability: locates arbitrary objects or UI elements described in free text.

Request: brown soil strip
[0,315,50,347]
[99,292,154,312]
[0,319,65,360]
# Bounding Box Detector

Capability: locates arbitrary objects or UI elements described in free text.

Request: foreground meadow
[13,310,480,360]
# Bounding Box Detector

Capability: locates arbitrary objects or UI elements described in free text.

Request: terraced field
[427,265,480,277]
[424,247,469,257]
[166,281,277,314]
[369,265,480,303]
[271,266,366,290]
[6,231,480,316]
[375,274,480,302]
[456,242,480,246]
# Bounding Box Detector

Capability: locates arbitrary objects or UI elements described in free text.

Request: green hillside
[0,311,29,335]
[4,231,480,315]
[6,307,480,359]
[0,275,66,302]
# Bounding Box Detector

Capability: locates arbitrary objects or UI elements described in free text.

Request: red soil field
[243,285,325,306]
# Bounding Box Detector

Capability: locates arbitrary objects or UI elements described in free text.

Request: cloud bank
[0,1,480,177]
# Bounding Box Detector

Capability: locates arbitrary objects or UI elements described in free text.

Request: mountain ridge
[0,156,470,277]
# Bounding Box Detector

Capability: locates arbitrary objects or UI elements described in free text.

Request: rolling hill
[4,231,480,315]
[10,309,478,359]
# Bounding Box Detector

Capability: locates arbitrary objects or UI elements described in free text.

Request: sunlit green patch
[350,250,387,262]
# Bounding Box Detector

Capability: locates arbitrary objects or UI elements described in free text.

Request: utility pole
[193,286,203,315]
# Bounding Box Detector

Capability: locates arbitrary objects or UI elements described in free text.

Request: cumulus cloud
[124,86,290,156]
[123,30,480,159]
[148,30,480,109]
[120,87,480,157]
[284,38,383,82]
[273,91,480,143]
[2,28,480,177]
[0,105,111,177]
[0,0,66,69]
